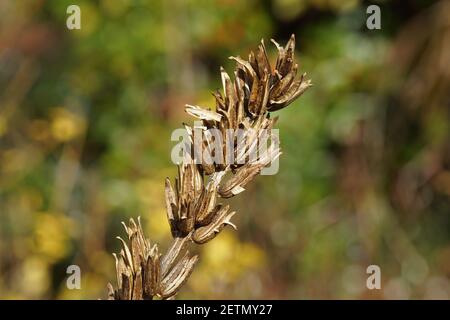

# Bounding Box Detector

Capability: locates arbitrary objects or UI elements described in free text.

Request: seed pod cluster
[184,35,311,191]
[108,218,198,300]
[109,35,310,299]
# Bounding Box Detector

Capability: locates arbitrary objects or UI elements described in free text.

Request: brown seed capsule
[160,251,198,299]
[192,205,236,244]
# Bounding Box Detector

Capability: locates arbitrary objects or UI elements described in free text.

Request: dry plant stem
[107,35,311,300]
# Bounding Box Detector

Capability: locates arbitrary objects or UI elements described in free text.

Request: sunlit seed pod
[164,178,179,237]
[192,205,236,244]
[185,104,222,122]
[160,237,189,278]
[160,252,198,299]
[132,269,143,300]
[107,283,115,300]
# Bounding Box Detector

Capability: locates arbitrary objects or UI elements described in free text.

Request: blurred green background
[0,0,449,299]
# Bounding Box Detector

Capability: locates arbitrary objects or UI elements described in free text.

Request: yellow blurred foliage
[58,272,106,300]
[135,178,164,208]
[1,146,42,175]
[50,108,86,142]
[0,115,7,137]
[27,119,51,142]
[188,230,266,295]
[146,208,171,241]
[18,256,51,298]
[100,0,131,18]
[73,2,100,37]
[135,177,172,241]
[33,212,75,263]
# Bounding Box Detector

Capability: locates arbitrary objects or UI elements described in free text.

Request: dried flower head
[108,35,311,299]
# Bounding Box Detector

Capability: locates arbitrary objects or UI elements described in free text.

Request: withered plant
[107,35,311,300]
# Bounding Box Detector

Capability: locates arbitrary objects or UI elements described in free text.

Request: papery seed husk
[185,104,222,122]
[132,268,143,300]
[160,236,189,278]
[192,206,236,244]
[160,252,198,299]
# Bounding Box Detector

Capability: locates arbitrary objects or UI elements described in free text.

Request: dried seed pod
[271,39,285,73]
[185,104,222,122]
[112,252,125,290]
[270,63,297,99]
[195,171,225,226]
[144,244,161,297]
[229,56,257,79]
[120,272,131,300]
[234,70,246,124]
[116,237,134,272]
[218,164,264,198]
[132,269,143,300]
[248,51,259,79]
[278,34,295,77]
[166,153,206,237]
[192,205,236,244]
[196,203,223,228]
[161,236,189,278]
[250,71,269,116]
[160,251,198,299]
[256,40,271,79]
[212,90,226,113]
[177,201,196,235]
[269,77,312,111]
[247,73,261,117]
[107,283,115,300]
[130,233,143,271]
[165,178,179,237]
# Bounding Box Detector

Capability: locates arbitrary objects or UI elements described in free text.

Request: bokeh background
[0,0,449,299]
